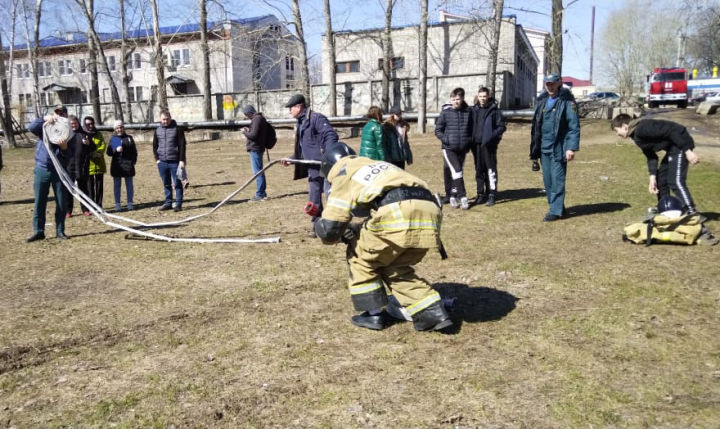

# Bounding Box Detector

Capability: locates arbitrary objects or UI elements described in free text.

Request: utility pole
[589,6,595,83]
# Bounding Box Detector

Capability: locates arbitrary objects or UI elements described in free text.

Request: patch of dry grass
[1,117,719,427]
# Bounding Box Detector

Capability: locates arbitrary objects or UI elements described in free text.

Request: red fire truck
[646,67,688,108]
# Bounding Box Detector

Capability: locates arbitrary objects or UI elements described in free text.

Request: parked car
[690,91,720,105]
[586,91,620,102]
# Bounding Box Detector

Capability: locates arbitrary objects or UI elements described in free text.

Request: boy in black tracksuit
[612,114,700,214]
[471,87,506,206]
[435,87,473,209]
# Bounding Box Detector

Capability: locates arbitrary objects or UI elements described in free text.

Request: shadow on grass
[191,181,236,189]
[494,187,545,204]
[194,191,306,209]
[432,282,518,334]
[565,202,631,218]
[701,211,720,221]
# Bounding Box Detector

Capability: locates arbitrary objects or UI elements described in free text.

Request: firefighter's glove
[303,201,321,217]
[340,223,362,245]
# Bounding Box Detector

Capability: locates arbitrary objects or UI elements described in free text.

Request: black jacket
[66,129,93,178]
[629,119,695,175]
[107,134,138,177]
[472,100,506,147]
[243,113,272,152]
[435,102,473,152]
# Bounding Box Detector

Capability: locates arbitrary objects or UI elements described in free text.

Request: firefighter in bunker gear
[314,143,453,331]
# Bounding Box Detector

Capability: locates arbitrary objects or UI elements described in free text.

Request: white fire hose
[42,118,320,243]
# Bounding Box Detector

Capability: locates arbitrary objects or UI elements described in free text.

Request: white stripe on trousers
[673,152,692,208]
[442,149,463,179]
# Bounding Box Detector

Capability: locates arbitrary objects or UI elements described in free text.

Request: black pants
[66,174,90,214]
[442,149,466,198]
[88,174,104,209]
[472,143,498,197]
[658,150,695,212]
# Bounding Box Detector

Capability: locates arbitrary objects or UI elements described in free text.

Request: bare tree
[417,0,428,133]
[18,0,43,116]
[549,0,563,76]
[88,36,102,121]
[119,0,134,122]
[150,0,167,111]
[74,0,124,123]
[380,0,394,111]
[290,0,311,102]
[199,0,211,119]
[323,0,336,116]
[485,0,504,93]
[0,32,16,147]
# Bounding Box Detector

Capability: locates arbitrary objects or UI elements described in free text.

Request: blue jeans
[249,150,267,198]
[157,161,182,207]
[32,166,67,234]
[113,176,134,207]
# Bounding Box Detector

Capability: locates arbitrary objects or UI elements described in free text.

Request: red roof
[562,76,593,87]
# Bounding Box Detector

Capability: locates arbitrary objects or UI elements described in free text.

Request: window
[135,86,143,101]
[378,57,404,70]
[58,59,72,75]
[18,93,31,105]
[80,59,87,74]
[102,88,109,102]
[108,56,116,71]
[17,63,30,79]
[336,61,359,73]
[171,49,190,67]
[81,90,88,103]
[128,53,142,70]
[285,56,294,71]
[151,85,157,101]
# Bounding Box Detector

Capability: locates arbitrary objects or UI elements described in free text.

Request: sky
[11,0,629,87]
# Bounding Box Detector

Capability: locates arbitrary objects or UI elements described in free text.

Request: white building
[523,27,551,95]
[6,15,300,121]
[321,12,538,110]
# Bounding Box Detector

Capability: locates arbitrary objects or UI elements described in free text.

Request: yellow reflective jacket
[323,156,442,249]
[88,133,107,175]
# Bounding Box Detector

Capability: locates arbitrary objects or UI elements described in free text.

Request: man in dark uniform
[530,73,580,221]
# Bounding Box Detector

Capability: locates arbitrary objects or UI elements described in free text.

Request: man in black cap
[282,94,338,236]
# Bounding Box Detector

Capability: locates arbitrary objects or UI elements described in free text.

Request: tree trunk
[199,0,212,120]
[550,0,563,76]
[150,0,168,111]
[76,0,123,123]
[31,0,43,116]
[417,0,428,133]
[0,32,16,148]
[381,0,394,111]
[88,37,102,122]
[323,0,336,116]
[291,0,311,103]
[119,0,133,123]
[485,0,504,95]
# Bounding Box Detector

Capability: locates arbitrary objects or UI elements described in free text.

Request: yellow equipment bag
[623,214,703,246]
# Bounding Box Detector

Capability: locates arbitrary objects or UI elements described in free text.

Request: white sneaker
[460,197,469,210]
[449,197,459,208]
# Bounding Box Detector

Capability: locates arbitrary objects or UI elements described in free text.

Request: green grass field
[1,117,718,427]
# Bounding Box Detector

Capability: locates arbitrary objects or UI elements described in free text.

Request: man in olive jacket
[612,113,700,214]
[530,73,580,222]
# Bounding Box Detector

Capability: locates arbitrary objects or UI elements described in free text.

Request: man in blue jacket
[27,105,70,242]
[282,94,338,236]
[530,73,580,222]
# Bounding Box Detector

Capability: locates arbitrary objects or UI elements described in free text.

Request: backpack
[264,119,277,150]
[622,214,703,246]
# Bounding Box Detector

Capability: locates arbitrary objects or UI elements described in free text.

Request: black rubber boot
[351,311,387,330]
[412,301,453,331]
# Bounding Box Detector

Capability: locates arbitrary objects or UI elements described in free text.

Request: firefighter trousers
[346,232,441,316]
